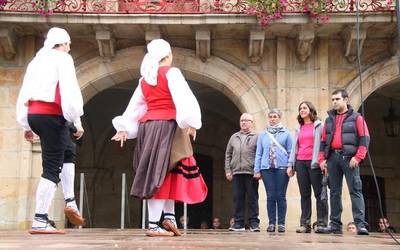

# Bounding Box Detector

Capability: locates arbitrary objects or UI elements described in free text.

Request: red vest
[139,66,176,123]
[28,82,62,115]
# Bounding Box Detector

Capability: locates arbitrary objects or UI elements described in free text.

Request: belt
[333,149,343,154]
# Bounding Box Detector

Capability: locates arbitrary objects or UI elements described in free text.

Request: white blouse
[16,49,84,131]
[112,67,202,139]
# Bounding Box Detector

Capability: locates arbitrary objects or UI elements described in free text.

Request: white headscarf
[36,27,71,57]
[140,39,172,86]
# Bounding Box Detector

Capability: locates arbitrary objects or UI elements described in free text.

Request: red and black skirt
[131,120,207,204]
[152,156,208,204]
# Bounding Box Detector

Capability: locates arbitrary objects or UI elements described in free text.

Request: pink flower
[280,0,288,7]
[319,15,329,22]
[246,6,257,14]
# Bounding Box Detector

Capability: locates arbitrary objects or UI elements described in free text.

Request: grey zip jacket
[288,120,322,170]
[225,130,258,175]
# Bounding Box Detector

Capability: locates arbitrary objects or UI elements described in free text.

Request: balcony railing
[0,0,394,14]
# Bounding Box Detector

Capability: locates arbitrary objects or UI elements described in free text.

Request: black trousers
[64,135,76,164]
[232,174,259,226]
[295,160,328,226]
[28,114,69,184]
[327,152,367,229]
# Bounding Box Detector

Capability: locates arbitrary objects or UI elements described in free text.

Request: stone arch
[76,46,269,129]
[346,56,400,110]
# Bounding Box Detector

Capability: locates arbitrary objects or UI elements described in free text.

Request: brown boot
[64,207,85,226]
[162,219,182,236]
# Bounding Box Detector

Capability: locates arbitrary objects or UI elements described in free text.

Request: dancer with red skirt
[112,39,207,237]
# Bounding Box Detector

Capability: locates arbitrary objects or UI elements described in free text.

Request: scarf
[140,39,171,86]
[267,122,284,168]
[267,122,284,134]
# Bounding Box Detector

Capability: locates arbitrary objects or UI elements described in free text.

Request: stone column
[276,37,287,121]
[316,38,330,117]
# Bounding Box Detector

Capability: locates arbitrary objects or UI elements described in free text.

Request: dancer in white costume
[16,27,84,234]
[112,39,207,237]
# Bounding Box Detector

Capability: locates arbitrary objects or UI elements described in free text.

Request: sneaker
[162,219,182,236]
[314,225,324,233]
[296,225,311,233]
[229,223,245,232]
[146,226,174,237]
[315,226,343,234]
[250,223,260,232]
[29,217,65,235]
[267,224,275,232]
[64,206,85,226]
[277,225,285,233]
[357,227,369,235]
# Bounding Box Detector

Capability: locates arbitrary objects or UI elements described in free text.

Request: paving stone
[0,229,398,249]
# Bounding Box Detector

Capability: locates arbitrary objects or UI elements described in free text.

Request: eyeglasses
[268,115,279,119]
[240,119,253,122]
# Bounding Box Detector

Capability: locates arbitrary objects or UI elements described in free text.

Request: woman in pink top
[287,101,328,233]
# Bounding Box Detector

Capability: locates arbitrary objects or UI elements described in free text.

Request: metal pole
[183,202,187,234]
[396,0,400,50]
[79,173,84,230]
[141,200,146,229]
[121,173,126,229]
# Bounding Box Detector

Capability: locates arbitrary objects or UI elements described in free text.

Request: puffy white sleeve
[16,63,33,131]
[112,81,147,139]
[58,54,84,128]
[167,67,202,129]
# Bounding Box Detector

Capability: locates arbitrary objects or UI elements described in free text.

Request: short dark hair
[347,222,356,227]
[332,89,349,98]
[379,217,388,223]
[297,101,318,125]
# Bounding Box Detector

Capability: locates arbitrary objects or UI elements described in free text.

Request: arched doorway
[355,83,400,232]
[74,47,269,228]
[347,56,400,232]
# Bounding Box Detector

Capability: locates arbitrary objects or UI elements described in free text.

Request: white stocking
[147,199,165,228]
[34,177,57,216]
[60,163,75,201]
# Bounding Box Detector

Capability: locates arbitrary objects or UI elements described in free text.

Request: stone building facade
[0,6,399,231]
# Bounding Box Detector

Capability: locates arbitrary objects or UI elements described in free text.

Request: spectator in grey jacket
[287,101,328,233]
[225,113,259,232]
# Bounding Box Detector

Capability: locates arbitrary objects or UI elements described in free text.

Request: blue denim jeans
[261,168,289,225]
[327,151,367,229]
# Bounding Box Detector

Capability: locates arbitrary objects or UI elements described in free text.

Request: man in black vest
[317,89,370,235]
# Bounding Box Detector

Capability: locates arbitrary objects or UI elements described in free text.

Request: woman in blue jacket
[254,109,292,233]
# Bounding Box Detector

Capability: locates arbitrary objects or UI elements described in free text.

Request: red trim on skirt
[152,156,208,204]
